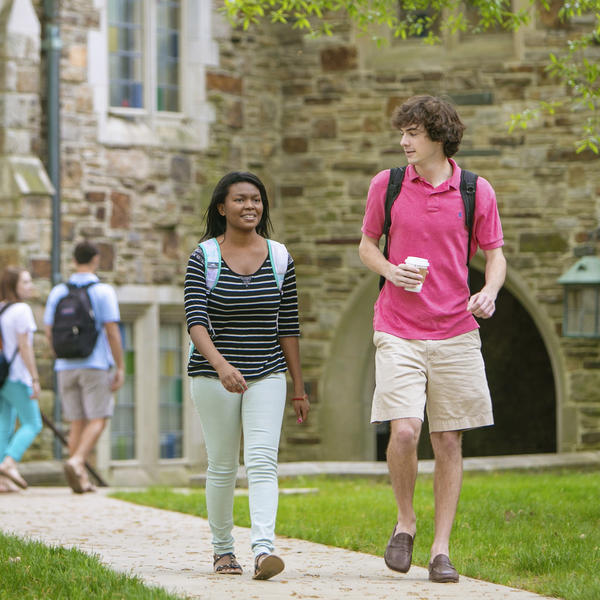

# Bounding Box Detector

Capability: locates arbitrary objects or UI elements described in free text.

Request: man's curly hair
[391,95,466,158]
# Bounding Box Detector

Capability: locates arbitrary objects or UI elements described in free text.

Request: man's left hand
[467,291,496,319]
[111,368,125,392]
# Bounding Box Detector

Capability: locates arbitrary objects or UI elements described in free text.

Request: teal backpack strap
[190,239,220,358]
[267,239,289,292]
[199,238,221,292]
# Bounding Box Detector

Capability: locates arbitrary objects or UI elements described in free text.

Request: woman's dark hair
[201,171,273,240]
[391,95,466,158]
[73,240,99,265]
[0,266,26,301]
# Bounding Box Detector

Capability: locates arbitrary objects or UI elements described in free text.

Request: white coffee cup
[404,256,429,293]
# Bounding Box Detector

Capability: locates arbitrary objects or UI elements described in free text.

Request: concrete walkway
[1,486,559,600]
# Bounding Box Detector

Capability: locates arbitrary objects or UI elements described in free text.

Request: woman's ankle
[1,455,17,468]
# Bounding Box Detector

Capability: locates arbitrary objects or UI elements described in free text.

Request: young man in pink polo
[359,95,506,583]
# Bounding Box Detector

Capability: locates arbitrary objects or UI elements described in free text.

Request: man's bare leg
[67,420,85,457]
[429,430,463,559]
[66,418,107,490]
[387,417,422,536]
[69,418,107,465]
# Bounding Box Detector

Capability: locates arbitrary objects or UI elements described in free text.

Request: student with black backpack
[0,266,42,493]
[44,241,124,493]
[359,96,506,583]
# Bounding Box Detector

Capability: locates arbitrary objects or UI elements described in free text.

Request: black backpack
[379,166,478,290]
[52,282,99,359]
[0,302,18,388]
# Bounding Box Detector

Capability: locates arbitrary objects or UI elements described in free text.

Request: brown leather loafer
[384,528,415,573]
[428,554,459,583]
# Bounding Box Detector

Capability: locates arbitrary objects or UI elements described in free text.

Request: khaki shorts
[371,329,493,432]
[58,369,114,421]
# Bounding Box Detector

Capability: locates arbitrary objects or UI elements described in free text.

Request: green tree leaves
[222,0,600,151]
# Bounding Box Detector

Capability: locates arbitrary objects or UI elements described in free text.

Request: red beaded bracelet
[291,394,308,402]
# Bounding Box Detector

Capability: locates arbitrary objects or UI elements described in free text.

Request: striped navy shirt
[184,247,300,380]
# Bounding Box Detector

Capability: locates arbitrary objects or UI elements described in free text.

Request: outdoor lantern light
[558,256,600,338]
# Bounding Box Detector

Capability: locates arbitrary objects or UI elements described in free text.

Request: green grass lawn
[0,531,185,600]
[112,469,600,600]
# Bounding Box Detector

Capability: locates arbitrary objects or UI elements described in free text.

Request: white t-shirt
[0,302,37,386]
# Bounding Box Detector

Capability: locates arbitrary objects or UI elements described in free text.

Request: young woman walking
[0,267,42,492]
[184,172,309,580]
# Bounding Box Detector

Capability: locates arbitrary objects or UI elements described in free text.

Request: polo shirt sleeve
[43,284,67,326]
[361,170,391,240]
[473,177,504,251]
[95,284,121,324]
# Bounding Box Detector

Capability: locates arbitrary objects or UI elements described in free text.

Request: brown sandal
[0,462,27,490]
[253,553,285,580]
[63,461,85,494]
[213,552,243,575]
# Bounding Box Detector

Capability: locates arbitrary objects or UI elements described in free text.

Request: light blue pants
[0,381,42,462]
[190,372,286,557]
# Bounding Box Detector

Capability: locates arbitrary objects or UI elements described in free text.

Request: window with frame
[396,3,439,39]
[458,0,506,41]
[159,323,184,458]
[108,0,181,112]
[111,322,136,460]
[394,1,512,43]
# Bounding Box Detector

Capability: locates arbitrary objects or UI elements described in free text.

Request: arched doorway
[413,268,556,459]
[320,264,560,460]
[319,273,379,460]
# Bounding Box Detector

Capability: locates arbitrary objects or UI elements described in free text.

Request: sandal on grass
[253,553,284,580]
[213,552,242,575]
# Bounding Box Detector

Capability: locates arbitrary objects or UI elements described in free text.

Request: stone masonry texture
[1,0,599,469]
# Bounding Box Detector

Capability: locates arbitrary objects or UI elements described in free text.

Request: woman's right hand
[216,361,248,394]
[30,380,41,399]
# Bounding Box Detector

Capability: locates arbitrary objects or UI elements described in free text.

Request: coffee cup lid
[406,256,429,267]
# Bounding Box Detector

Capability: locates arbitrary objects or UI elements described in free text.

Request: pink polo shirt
[361,160,504,340]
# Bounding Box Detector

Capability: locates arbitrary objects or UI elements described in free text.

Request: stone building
[0,0,598,485]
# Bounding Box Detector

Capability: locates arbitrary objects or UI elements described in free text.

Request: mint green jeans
[190,372,286,557]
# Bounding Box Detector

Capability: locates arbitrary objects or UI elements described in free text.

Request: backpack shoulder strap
[63,281,95,293]
[379,166,406,290]
[65,281,97,298]
[267,239,289,292]
[0,302,18,360]
[382,167,406,258]
[459,169,478,267]
[0,302,15,317]
[198,238,221,292]
[189,239,220,357]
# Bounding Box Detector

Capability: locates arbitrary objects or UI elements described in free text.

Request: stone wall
[225,12,600,456]
[0,0,56,460]
[1,0,599,468]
